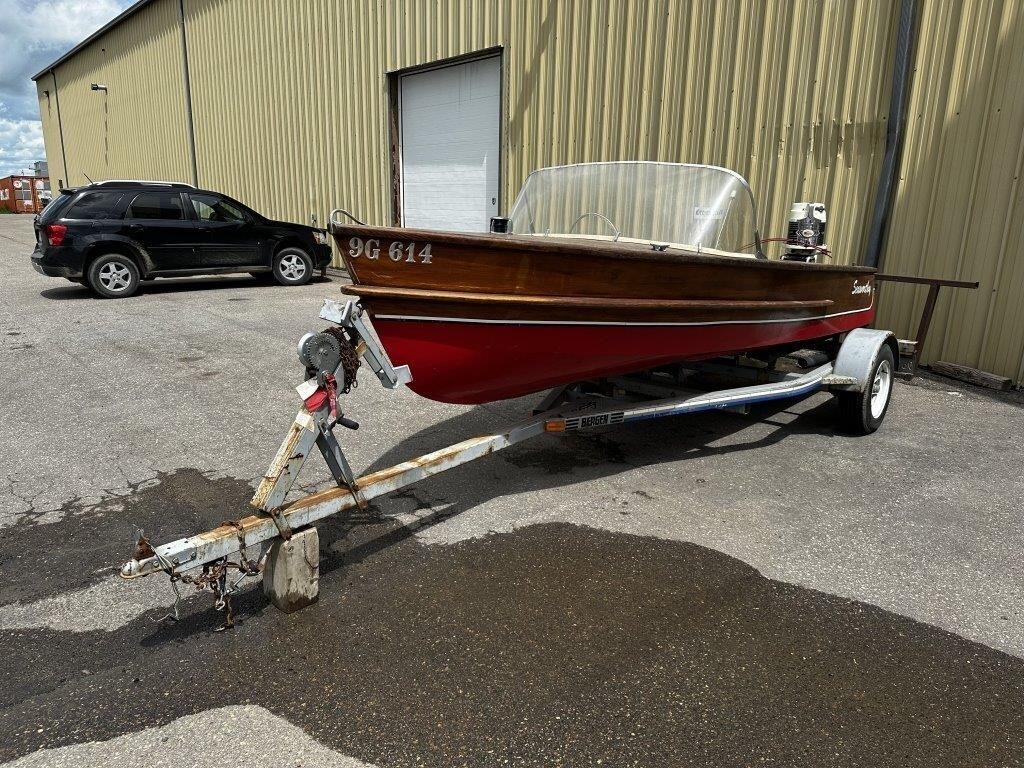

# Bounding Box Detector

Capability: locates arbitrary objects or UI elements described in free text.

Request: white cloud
[0,0,131,175]
[0,116,44,172]
[1,0,127,45]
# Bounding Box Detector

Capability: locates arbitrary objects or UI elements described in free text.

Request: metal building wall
[877,0,1024,382]
[34,0,191,189]
[39,0,1024,380]
[181,0,508,229]
[36,80,65,188]
[36,0,898,261]
[177,0,897,264]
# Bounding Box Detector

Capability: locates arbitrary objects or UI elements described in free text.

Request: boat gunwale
[333,224,876,274]
[342,284,836,311]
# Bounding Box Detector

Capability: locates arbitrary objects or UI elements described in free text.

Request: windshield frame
[508,161,765,259]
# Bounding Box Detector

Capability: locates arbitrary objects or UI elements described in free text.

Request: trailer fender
[825,328,899,392]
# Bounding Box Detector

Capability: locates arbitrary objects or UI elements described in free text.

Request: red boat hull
[334,224,877,404]
[373,308,876,404]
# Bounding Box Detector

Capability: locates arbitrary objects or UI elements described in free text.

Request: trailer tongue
[120,298,896,625]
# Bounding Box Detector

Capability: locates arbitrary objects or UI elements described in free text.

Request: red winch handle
[324,373,338,420]
[302,373,338,417]
[302,374,357,428]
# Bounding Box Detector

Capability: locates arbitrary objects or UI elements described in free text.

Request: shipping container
[0,175,50,214]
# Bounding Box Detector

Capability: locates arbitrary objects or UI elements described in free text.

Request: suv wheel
[272,248,312,286]
[88,254,141,298]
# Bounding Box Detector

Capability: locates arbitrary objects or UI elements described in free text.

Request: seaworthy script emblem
[851,280,873,295]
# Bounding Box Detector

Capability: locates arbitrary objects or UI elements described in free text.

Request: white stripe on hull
[374,301,875,328]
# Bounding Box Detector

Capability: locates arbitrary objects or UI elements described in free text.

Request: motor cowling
[783,202,827,262]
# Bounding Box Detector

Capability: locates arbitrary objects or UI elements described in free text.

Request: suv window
[65,191,125,219]
[190,194,248,223]
[37,193,73,222]
[125,192,184,220]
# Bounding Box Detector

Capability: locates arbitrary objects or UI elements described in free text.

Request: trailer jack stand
[120,299,414,615]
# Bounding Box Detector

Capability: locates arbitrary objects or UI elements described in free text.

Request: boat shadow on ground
[131,394,841,640]
[313,394,840,577]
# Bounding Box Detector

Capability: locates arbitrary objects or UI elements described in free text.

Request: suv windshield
[506,162,762,256]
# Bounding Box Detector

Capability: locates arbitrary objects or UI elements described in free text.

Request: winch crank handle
[335,416,359,430]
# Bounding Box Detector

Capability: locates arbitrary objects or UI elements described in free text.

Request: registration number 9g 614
[348,238,433,264]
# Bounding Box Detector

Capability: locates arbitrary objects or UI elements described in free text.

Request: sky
[0,0,131,176]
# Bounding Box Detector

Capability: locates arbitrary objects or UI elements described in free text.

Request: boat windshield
[506,162,762,257]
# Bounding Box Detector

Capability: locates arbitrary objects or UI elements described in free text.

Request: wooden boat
[334,162,875,404]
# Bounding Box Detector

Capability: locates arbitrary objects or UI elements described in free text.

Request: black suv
[31,181,332,298]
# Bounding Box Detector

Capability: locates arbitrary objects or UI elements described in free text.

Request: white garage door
[399,56,500,232]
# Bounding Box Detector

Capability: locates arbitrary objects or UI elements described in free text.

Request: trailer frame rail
[119,300,895,618]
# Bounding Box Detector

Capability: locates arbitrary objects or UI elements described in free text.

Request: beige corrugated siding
[33,0,1024,381]
[877,0,1024,382]
[36,0,899,253]
[178,0,896,259]
[36,79,64,187]
[34,0,190,188]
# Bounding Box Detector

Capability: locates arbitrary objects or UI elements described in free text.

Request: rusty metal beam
[876,273,980,374]
[119,294,897,588]
[121,424,542,580]
[120,359,856,582]
[876,273,979,290]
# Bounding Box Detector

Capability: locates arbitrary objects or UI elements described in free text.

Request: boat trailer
[120,298,898,623]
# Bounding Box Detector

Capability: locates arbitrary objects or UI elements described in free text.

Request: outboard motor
[783,202,827,262]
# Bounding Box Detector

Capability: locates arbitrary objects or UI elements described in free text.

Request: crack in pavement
[0,469,254,607]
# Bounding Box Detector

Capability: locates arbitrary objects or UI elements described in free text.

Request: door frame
[122,190,198,271]
[387,47,504,227]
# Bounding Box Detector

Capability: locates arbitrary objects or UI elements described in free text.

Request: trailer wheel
[836,345,894,434]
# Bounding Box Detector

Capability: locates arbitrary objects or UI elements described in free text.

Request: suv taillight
[45,223,67,246]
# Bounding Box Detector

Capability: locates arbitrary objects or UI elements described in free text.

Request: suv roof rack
[91,180,196,189]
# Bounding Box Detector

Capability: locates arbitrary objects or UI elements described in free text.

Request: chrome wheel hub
[99,262,132,292]
[280,254,307,281]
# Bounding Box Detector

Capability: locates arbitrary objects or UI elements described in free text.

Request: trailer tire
[836,345,894,435]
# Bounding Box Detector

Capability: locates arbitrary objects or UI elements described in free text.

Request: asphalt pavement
[1,214,1022,767]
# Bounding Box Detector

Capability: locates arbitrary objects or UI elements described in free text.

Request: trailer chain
[324,327,360,394]
[152,521,271,630]
[223,519,264,577]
